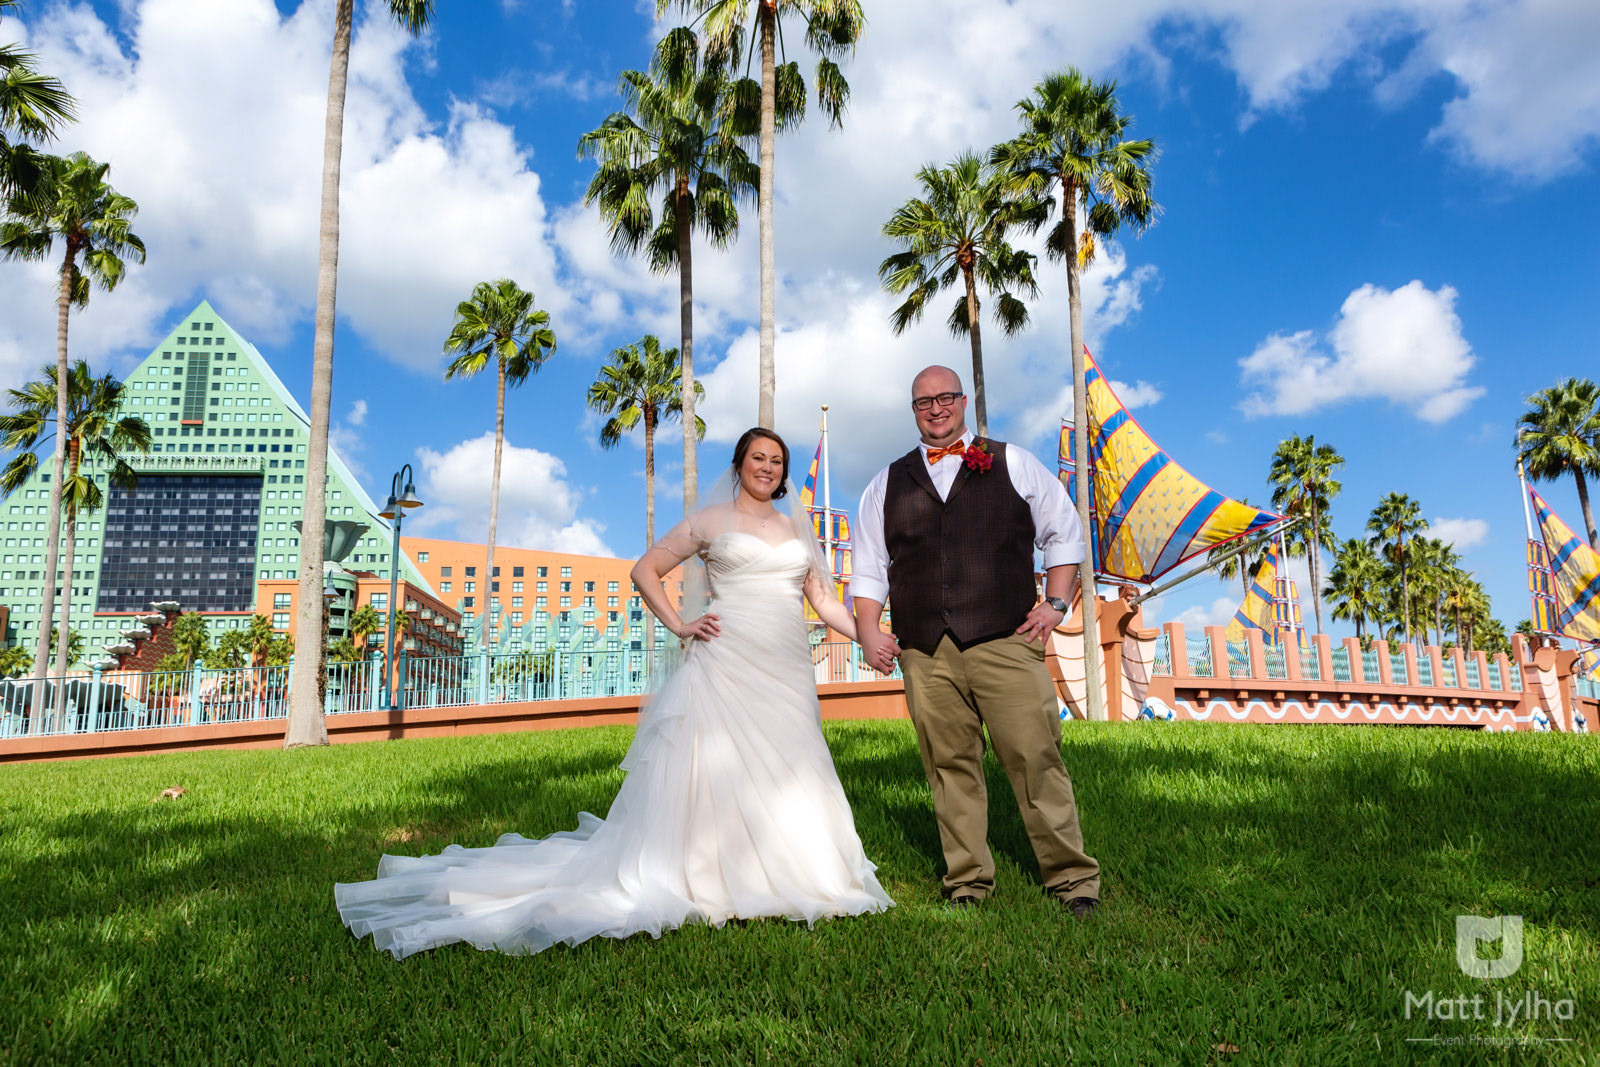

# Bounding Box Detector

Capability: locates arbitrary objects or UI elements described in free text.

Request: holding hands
[858,627,902,676]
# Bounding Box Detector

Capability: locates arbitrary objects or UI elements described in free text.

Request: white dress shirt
[852,431,1086,605]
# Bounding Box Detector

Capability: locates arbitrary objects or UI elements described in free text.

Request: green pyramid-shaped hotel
[0,300,432,659]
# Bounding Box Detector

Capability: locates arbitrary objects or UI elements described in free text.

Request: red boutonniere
[963,439,994,473]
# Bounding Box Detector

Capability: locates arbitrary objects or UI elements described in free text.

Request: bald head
[910,364,969,446]
[912,365,963,398]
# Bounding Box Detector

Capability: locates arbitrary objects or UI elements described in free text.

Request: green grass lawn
[2,721,1597,1065]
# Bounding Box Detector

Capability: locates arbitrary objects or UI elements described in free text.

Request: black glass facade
[97,473,262,612]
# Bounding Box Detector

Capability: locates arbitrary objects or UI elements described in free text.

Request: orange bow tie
[927,442,967,464]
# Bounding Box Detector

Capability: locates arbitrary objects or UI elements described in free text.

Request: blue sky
[2,0,1598,636]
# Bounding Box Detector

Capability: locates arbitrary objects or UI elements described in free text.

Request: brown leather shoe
[1062,895,1099,919]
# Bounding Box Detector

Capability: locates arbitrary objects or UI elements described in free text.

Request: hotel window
[511,597,523,608]
[536,597,546,608]
[464,581,475,593]
[272,612,289,629]
[370,593,387,610]
[463,596,475,608]
[511,612,523,625]
[418,552,429,563]
[512,566,524,578]
[607,581,619,592]
[492,566,500,577]
[560,566,571,578]
[536,581,546,592]
[560,597,570,607]
[466,566,477,577]
[537,566,547,578]
[583,597,594,607]
[608,597,618,606]
[512,581,523,593]
[440,582,451,593]
[584,581,595,592]
[440,566,452,577]
[559,581,570,592]
[273,593,291,609]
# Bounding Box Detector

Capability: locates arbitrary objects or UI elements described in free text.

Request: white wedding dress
[335,530,893,958]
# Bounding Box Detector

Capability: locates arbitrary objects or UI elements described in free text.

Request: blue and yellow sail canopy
[1530,486,1600,645]
[1059,348,1283,584]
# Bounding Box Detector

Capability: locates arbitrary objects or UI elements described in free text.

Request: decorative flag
[1529,486,1600,644]
[1059,347,1283,583]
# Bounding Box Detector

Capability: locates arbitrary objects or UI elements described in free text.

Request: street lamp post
[379,464,423,707]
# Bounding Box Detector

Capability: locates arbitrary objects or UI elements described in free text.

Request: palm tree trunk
[677,179,697,512]
[1064,177,1102,721]
[286,0,352,749]
[1574,470,1597,550]
[30,243,74,733]
[962,265,986,437]
[644,410,656,548]
[52,438,80,725]
[755,0,777,430]
[483,357,506,653]
[1308,501,1323,634]
[1398,536,1412,646]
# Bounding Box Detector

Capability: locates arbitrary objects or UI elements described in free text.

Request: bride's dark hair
[730,427,790,499]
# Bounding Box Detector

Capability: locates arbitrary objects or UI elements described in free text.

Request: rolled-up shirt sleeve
[1005,444,1085,568]
[851,468,892,605]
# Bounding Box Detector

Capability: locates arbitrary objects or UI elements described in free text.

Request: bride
[335,427,894,958]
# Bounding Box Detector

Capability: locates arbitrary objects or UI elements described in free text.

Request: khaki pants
[900,633,1100,901]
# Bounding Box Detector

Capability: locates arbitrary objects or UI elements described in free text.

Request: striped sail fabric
[1224,541,1280,644]
[1058,347,1283,583]
[1529,486,1600,644]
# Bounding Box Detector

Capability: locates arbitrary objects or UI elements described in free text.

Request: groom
[852,365,1101,916]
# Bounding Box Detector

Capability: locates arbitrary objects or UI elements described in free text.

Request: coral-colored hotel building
[401,537,685,651]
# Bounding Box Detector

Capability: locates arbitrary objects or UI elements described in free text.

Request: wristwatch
[1045,597,1069,613]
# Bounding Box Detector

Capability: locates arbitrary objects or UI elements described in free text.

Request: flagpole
[821,405,835,577]
[1518,460,1536,541]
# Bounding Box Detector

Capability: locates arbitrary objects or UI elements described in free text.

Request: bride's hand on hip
[678,613,722,641]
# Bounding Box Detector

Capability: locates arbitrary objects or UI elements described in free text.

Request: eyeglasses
[911,391,964,412]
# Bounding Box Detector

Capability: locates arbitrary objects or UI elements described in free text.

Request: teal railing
[0,641,893,740]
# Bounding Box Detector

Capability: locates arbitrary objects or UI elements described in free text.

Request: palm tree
[1268,435,1343,634]
[169,613,211,670]
[349,604,382,655]
[1,152,144,719]
[1366,493,1427,645]
[991,69,1158,722]
[1516,377,1600,549]
[0,644,32,678]
[289,0,435,750]
[1407,536,1458,646]
[245,614,276,668]
[443,278,556,651]
[45,625,80,669]
[0,361,150,695]
[878,152,1043,435]
[1323,538,1386,642]
[579,29,759,511]
[587,335,706,549]
[0,0,75,199]
[206,630,249,670]
[656,0,865,429]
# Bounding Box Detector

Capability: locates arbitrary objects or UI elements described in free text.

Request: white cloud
[407,433,611,555]
[0,0,565,389]
[1429,516,1489,550]
[1111,380,1164,409]
[347,399,369,427]
[1238,280,1483,423]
